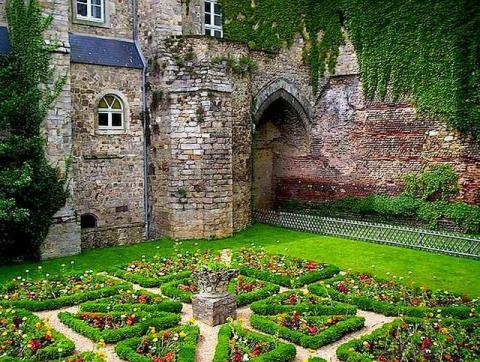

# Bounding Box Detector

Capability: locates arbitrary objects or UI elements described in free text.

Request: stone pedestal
[192,294,237,326]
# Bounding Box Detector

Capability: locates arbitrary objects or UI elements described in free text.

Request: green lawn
[1,224,479,296]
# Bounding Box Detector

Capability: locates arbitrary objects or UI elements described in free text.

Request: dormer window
[76,0,104,22]
[204,0,223,38]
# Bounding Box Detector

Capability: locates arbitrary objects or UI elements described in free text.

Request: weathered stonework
[1,0,479,258]
[192,294,237,326]
[71,63,145,245]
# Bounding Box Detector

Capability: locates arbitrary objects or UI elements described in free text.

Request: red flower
[412,297,420,306]
[29,338,42,353]
[421,336,432,349]
[337,282,348,293]
[137,295,148,303]
[288,295,298,305]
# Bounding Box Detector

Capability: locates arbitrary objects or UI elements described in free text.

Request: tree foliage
[0,0,68,262]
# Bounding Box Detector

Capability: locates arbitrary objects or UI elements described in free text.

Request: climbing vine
[219,0,480,140]
[0,0,68,262]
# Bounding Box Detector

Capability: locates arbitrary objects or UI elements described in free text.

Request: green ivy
[0,0,68,262]
[404,164,459,201]
[220,0,480,139]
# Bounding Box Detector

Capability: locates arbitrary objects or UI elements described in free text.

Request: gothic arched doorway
[252,81,311,210]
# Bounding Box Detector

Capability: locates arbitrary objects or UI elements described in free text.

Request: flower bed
[112,252,203,287]
[161,278,198,303]
[64,352,108,362]
[250,312,365,349]
[115,325,200,362]
[0,306,75,361]
[250,290,357,316]
[79,288,182,314]
[162,276,280,306]
[337,317,480,361]
[213,322,296,362]
[58,311,180,343]
[309,273,479,319]
[0,271,127,311]
[233,248,339,287]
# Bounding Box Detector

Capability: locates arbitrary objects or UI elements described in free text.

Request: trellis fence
[253,210,480,259]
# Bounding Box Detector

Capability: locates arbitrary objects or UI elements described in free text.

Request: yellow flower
[440,327,449,334]
[187,317,196,324]
[303,289,310,296]
[96,339,106,348]
[179,331,187,338]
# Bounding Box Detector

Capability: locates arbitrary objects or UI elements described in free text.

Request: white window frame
[76,0,105,23]
[204,0,223,38]
[98,94,124,131]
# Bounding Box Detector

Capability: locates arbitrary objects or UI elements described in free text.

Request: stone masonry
[0,0,479,258]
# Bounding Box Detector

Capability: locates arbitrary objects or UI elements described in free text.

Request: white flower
[243,353,250,361]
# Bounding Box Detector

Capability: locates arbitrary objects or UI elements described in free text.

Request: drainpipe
[131,0,149,238]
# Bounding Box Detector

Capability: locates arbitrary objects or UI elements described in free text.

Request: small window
[97,94,124,131]
[81,214,97,229]
[76,0,104,22]
[204,0,222,38]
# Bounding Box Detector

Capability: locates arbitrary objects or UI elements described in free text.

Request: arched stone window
[98,94,124,130]
[80,213,97,229]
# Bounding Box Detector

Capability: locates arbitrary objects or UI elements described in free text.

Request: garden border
[58,311,180,343]
[308,275,478,319]
[250,290,357,316]
[213,323,297,362]
[250,314,365,349]
[115,325,200,362]
[79,289,182,314]
[336,317,480,361]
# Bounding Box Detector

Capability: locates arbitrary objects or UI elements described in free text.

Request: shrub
[404,164,459,201]
[250,290,357,316]
[213,322,296,362]
[79,288,183,314]
[336,317,480,361]
[250,313,365,349]
[58,311,180,343]
[115,325,200,362]
[0,0,68,262]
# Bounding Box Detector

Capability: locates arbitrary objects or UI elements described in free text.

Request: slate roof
[0,27,10,54]
[69,33,143,69]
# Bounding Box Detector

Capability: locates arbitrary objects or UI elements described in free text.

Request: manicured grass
[0,224,478,296]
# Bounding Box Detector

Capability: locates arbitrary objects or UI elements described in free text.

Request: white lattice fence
[254,210,480,259]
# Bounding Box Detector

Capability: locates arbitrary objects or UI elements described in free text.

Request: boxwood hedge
[250,314,365,349]
[250,290,357,316]
[308,276,478,319]
[213,323,296,362]
[79,288,182,314]
[58,311,180,343]
[115,325,200,362]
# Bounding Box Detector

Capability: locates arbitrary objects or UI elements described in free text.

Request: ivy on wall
[220,0,480,140]
[0,0,68,262]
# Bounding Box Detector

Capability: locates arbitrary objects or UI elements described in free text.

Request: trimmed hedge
[111,267,191,288]
[115,325,200,362]
[213,323,296,362]
[336,317,480,361]
[250,314,365,349]
[161,276,280,306]
[237,263,340,288]
[0,274,129,311]
[58,311,180,343]
[308,276,478,319]
[79,289,182,314]
[250,290,357,316]
[0,308,75,361]
[307,358,327,362]
[161,278,197,303]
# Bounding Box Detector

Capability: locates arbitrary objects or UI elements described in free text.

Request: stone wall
[70,63,145,245]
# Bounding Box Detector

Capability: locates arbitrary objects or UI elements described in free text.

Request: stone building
[0,0,479,258]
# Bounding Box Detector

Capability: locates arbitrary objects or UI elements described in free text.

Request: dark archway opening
[253,97,309,209]
[80,213,97,229]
